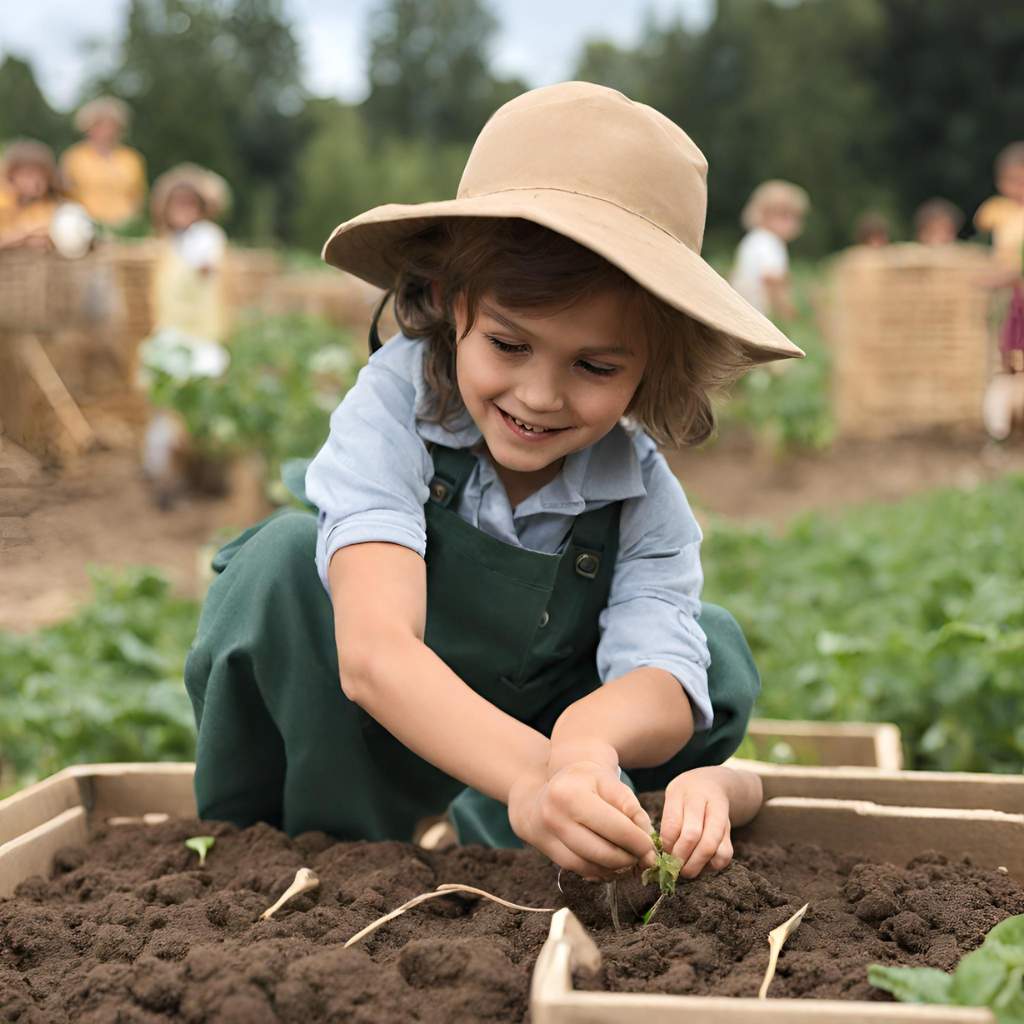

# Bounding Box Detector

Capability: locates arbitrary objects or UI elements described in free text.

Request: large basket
[0,250,111,334]
[828,244,995,438]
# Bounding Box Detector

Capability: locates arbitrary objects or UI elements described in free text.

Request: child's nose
[516,377,565,414]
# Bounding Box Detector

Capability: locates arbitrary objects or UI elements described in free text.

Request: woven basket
[0,250,110,334]
[829,244,996,438]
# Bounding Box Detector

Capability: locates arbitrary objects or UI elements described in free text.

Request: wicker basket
[829,244,995,438]
[0,250,111,334]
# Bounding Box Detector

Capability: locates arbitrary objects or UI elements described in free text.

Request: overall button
[430,480,448,502]
[575,553,600,578]
[539,611,549,627]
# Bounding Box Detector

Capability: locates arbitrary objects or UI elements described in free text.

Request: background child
[60,96,147,229]
[914,197,963,245]
[730,179,810,322]
[854,211,891,248]
[185,83,802,878]
[0,140,63,249]
[139,164,232,506]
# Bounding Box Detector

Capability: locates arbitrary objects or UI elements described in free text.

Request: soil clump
[1,811,1021,1023]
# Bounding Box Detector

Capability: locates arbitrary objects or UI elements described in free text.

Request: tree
[362,0,525,144]
[0,56,72,152]
[92,0,310,241]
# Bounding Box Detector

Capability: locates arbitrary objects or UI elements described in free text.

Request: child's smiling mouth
[495,406,570,441]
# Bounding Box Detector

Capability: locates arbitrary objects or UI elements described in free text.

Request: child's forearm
[701,765,763,826]
[548,667,694,775]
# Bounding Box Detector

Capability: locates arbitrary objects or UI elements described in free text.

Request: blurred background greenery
[3,0,1023,256]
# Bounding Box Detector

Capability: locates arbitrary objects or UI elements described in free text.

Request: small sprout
[260,867,320,920]
[185,835,216,867]
[640,831,685,926]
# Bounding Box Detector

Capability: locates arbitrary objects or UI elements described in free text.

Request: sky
[0,0,714,112]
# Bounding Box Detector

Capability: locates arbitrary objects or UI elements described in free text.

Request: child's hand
[508,761,655,881]
[659,766,738,879]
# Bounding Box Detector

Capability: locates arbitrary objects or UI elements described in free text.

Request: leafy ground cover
[703,474,1024,774]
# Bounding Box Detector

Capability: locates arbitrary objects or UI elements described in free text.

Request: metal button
[575,553,599,578]
[430,480,448,501]
[539,611,549,627]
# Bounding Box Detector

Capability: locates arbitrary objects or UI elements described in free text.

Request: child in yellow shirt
[0,141,63,249]
[60,97,147,228]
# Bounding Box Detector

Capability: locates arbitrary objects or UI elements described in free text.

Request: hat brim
[322,189,804,362]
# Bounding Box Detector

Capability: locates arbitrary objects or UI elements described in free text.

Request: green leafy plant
[702,474,1024,774]
[641,832,684,925]
[147,313,362,487]
[0,568,200,795]
[868,914,1024,1023]
[185,835,216,867]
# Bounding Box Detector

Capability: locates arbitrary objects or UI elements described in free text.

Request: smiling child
[185,83,802,879]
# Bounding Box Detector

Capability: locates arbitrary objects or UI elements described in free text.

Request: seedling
[184,835,216,867]
[260,867,320,920]
[759,902,810,998]
[640,831,684,925]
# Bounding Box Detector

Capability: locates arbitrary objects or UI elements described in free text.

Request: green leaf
[642,831,684,896]
[867,964,954,1005]
[185,835,216,867]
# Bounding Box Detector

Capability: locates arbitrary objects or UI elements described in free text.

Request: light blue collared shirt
[306,334,712,731]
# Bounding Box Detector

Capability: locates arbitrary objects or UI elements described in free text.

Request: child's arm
[330,542,655,878]
[659,766,763,877]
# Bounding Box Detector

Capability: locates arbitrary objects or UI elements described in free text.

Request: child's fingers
[595,779,656,866]
[708,831,734,872]
[669,793,709,865]
[550,821,643,875]
[679,805,730,879]
[560,789,655,867]
[659,782,685,852]
[540,837,623,881]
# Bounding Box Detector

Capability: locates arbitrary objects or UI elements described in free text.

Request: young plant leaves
[641,832,684,896]
[868,913,1024,1023]
[185,835,216,867]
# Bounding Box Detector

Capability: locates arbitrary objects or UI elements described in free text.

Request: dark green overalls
[184,444,760,846]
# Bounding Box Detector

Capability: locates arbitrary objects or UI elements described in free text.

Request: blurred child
[730,180,809,322]
[914,198,963,246]
[139,164,232,506]
[0,141,63,249]
[60,97,147,229]
[183,83,795,877]
[975,143,1024,381]
[854,211,891,248]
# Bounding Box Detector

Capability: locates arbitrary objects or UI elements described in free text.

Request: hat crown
[457,82,708,254]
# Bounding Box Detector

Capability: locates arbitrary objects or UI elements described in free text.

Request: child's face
[455,290,647,480]
[165,186,205,231]
[87,116,123,148]
[763,207,804,243]
[917,216,957,246]
[997,163,1024,204]
[8,163,50,203]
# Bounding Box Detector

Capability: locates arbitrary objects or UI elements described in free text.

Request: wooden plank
[60,763,197,820]
[729,761,1024,815]
[739,798,1024,880]
[0,806,88,897]
[0,773,82,847]
[746,720,904,769]
[15,334,96,451]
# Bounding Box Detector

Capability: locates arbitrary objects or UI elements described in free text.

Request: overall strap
[368,289,394,355]
[427,444,477,508]
[566,501,620,579]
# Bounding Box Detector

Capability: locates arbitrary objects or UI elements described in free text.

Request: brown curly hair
[390,217,751,448]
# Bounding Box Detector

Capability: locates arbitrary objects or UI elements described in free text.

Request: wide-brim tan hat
[75,96,131,134]
[323,81,803,362]
[1,139,61,193]
[150,163,232,229]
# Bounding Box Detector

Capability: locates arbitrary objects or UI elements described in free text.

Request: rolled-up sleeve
[596,446,712,732]
[305,337,434,595]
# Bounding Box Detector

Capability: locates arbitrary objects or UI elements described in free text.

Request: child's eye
[577,360,619,377]
[485,335,528,355]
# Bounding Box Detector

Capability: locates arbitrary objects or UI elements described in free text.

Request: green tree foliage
[92,0,310,241]
[0,55,72,152]
[362,0,525,144]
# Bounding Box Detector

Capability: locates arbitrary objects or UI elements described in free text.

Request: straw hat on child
[323,81,804,362]
[1,140,62,193]
[74,96,132,134]
[150,163,232,230]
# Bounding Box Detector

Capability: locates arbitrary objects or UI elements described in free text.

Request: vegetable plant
[641,831,684,925]
[185,835,216,867]
[868,914,1024,1023]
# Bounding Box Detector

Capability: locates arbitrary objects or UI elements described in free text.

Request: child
[0,141,63,249]
[913,198,963,246]
[854,211,891,248]
[138,164,231,506]
[60,96,147,229]
[730,179,810,322]
[185,83,799,878]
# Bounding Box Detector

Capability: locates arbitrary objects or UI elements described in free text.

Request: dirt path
[3,432,1023,632]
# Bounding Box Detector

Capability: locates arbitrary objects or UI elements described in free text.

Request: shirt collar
[409,336,647,514]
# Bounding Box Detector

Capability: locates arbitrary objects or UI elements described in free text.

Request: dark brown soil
[2,808,1022,1024]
